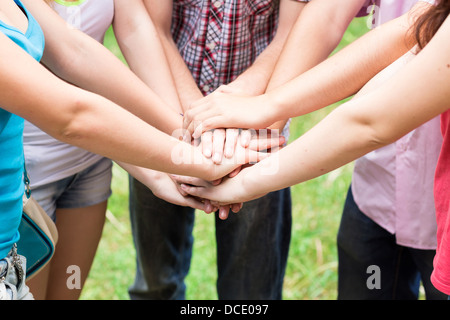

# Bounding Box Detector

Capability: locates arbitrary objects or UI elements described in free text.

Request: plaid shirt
[171,0,306,95]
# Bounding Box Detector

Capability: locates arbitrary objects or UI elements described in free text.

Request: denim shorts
[29,157,113,221]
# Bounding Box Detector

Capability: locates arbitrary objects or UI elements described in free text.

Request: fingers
[203,199,218,214]
[224,128,239,158]
[201,131,213,158]
[170,174,210,188]
[184,196,208,211]
[201,128,238,163]
[193,116,225,139]
[184,94,224,137]
[212,129,226,163]
[227,166,242,178]
[240,129,252,148]
[248,137,285,152]
[230,202,243,213]
[237,129,285,151]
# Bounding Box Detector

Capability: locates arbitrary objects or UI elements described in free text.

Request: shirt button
[206,42,216,50]
[203,85,210,92]
[213,1,222,8]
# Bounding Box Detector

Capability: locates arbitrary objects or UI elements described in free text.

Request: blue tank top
[0,0,45,259]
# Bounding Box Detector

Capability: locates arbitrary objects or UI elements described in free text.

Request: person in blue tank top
[0,0,44,300]
[0,0,269,300]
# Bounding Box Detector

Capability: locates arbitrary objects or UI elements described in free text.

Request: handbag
[16,166,59,280]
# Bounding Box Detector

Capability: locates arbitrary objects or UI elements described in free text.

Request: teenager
[0,0,262,300]
[180,0,450,296]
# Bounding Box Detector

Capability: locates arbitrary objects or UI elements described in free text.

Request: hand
[171,174,244,218]
[179,168,267,220]
[205,134,277,181]
[199,128,229,163]
[183,87,277,139]
[135,170,208,211]
[198,128,285,164]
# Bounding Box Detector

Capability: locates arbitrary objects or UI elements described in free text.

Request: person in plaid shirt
[128,0,367,300]
[126,0,305,300]
[181,0,448,300]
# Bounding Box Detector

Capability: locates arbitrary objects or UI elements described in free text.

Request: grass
[80,17,370,300]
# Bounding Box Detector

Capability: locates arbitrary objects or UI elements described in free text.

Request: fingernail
[204,149,212,157]
[213,153,222,163]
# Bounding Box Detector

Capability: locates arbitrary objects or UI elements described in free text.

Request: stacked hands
[171,85,283,220]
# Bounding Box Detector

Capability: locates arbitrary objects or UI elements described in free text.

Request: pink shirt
[351,0,440,250]
[431,111,450,295]
[375,0,427,24]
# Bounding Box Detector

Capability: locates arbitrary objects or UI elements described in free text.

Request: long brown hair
[415,0,450,49]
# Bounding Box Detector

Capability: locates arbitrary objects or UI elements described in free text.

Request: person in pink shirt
[338,0,446,300]
[181,0,450,298]
[183,0,447,299]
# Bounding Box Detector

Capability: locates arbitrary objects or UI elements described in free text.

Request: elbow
[357,120,403,154]
[366,129,394,152]
[54,94,94,146]
[333,103,396,154]
[44,31,90,77]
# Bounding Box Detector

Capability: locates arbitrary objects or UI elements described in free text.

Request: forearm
[113,0,182,113]
[243,103,382,197]
[266,12,417,123]
[267,0,365,91]
[22,0,180,134]
[159,33,204,109]
[44,31,181,134]
[45,90,217,180]
[228,0,306,96]
[243,27,450,197]
[0,36,217,181]
[116,161,166,189]
[143,0,203,110]
[267,0,364,132]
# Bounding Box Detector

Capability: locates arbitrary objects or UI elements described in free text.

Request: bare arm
[225,0,306,96]
[183,2,426,136]
[143,0,203,111]
[26,0,181,135]
[266,3,423,124]
[181,13,450,206]
[268,0,368,131]
[113,0,182,113]
[0,31,215,178]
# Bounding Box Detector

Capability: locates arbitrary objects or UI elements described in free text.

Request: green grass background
[80,17,370,300]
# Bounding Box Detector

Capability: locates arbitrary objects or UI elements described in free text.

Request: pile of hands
[172,127,284,219]
[166,85,284,220]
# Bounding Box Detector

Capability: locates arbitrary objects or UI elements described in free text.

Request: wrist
[239,167,263,201]
[227,77,266,97]
[263,92,285,125]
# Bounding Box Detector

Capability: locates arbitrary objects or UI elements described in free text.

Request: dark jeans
[337,186,447,300]
[128,177,292,300]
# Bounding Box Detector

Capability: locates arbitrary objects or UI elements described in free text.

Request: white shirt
[23,0,114,187]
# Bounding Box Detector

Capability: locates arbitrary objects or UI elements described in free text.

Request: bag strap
[23,162,31,200]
